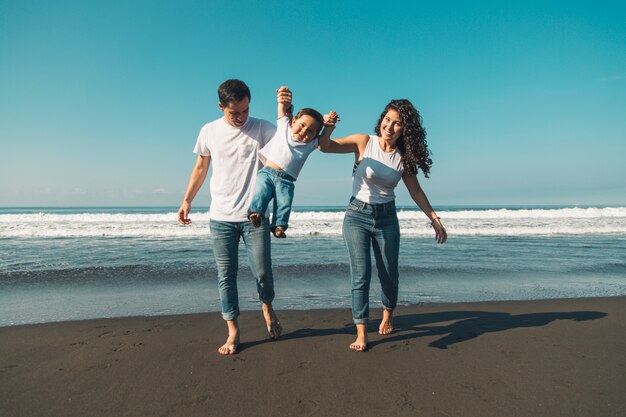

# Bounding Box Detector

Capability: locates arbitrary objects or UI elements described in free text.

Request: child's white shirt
[257,116,318,180]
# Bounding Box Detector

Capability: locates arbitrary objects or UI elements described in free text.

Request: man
[178,79,282,355]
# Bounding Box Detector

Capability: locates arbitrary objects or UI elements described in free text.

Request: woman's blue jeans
[342,197,400,324]
[249,166,295,231]
[209,218,274,320]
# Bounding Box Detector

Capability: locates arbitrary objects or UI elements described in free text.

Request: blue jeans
[249,166,295,231]
[209,219,274,320]
[342,197,400,324]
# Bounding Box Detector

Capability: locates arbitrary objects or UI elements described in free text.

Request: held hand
[178,202,192,225]
[276,86,292,105]
[431,218,447,244]
[324,111,340,127]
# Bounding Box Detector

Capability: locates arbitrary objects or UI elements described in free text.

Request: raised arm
[318,112,369,157]
[402,172,447,244]
[317,111,339,150]
[318,132,369,156]
[276,86,293,120]
[177,154,210,225]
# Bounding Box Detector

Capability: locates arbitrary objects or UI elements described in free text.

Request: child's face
[291,115,322,143]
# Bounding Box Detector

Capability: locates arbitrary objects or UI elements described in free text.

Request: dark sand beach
[1,296,624,417]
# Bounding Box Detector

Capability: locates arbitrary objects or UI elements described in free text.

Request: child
[248,86,338,238]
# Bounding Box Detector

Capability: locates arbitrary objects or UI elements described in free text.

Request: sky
[1,0,625,207]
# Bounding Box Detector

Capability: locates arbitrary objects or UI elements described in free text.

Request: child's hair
[294,108,325,136]
[218,79,251,106]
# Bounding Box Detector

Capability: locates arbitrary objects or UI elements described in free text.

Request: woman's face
[379,109,404,142]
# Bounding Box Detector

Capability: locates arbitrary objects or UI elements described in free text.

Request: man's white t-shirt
[193,116,276,221]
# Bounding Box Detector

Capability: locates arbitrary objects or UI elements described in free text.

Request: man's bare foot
[349,323,368,352]
[379,309,394,335]
[249,212,262,227]
[273,226,286,238]
[262,303,282,339]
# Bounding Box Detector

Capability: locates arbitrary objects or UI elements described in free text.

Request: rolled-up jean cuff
[222,310,240,321]
[353,318,368,324]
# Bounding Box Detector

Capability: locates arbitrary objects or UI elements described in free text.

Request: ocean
[1,205,625,327]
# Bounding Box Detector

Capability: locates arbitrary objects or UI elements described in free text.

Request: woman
[319,100,447,351]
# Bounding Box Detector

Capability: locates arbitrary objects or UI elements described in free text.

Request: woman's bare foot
[349,323,368,352]
[218,319,240,355]
[217,335,239,355]
[262,303,282,339]
[379,309,394,335]
[273,226,286,238]
[249,212,262,227]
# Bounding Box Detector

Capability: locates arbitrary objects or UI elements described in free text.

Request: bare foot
[379,309,394,335]
[217,335,239,355]
[273,226,286,238]
[349,324,368,352]
[349,338,368,352]
[249,212,262,227]
[218,319,240,355]
[262,303,282,339]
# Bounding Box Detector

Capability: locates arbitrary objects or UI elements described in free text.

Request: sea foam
[1,207,625,238]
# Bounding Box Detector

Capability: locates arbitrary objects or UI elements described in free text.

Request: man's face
[219,96,250,127]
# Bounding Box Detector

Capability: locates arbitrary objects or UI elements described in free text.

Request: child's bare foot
[379,309,394,335]
[349,323,368,352]
[262,303,282,339]
[273,226,286,238]
[217,332,240,355]
[249,212,262,227]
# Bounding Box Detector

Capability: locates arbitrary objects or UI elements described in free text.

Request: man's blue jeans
[209,218,274,320]
[342,197,400,324]
[249,166,295,231]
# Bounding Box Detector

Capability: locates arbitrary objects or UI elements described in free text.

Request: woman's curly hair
[374,99,432,178]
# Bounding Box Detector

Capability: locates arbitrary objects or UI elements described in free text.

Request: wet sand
[1,296,624,417]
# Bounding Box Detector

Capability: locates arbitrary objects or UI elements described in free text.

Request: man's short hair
[218,79,251,106]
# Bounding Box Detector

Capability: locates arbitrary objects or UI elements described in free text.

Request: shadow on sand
[378,310,607,349]
[262,309,607,351]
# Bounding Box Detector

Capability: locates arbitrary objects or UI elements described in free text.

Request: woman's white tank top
[351,135,404,204]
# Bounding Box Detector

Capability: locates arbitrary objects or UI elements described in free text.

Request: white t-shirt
[352,135,404,204]
[258,116,318,180]
[193,116,276,221]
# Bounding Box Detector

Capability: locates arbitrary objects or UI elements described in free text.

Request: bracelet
[430,217,441,225]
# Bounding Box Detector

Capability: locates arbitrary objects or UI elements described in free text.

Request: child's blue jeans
[250,166,295,231]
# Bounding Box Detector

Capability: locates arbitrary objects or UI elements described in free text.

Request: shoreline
[1,296,624,416]
[3,293,626,329]
[4,291,626,328]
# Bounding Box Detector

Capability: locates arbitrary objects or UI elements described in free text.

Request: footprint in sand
[296,399,319,416]
[395,391,415,411]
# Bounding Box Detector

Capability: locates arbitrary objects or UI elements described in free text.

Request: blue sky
[1,0,624,207]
